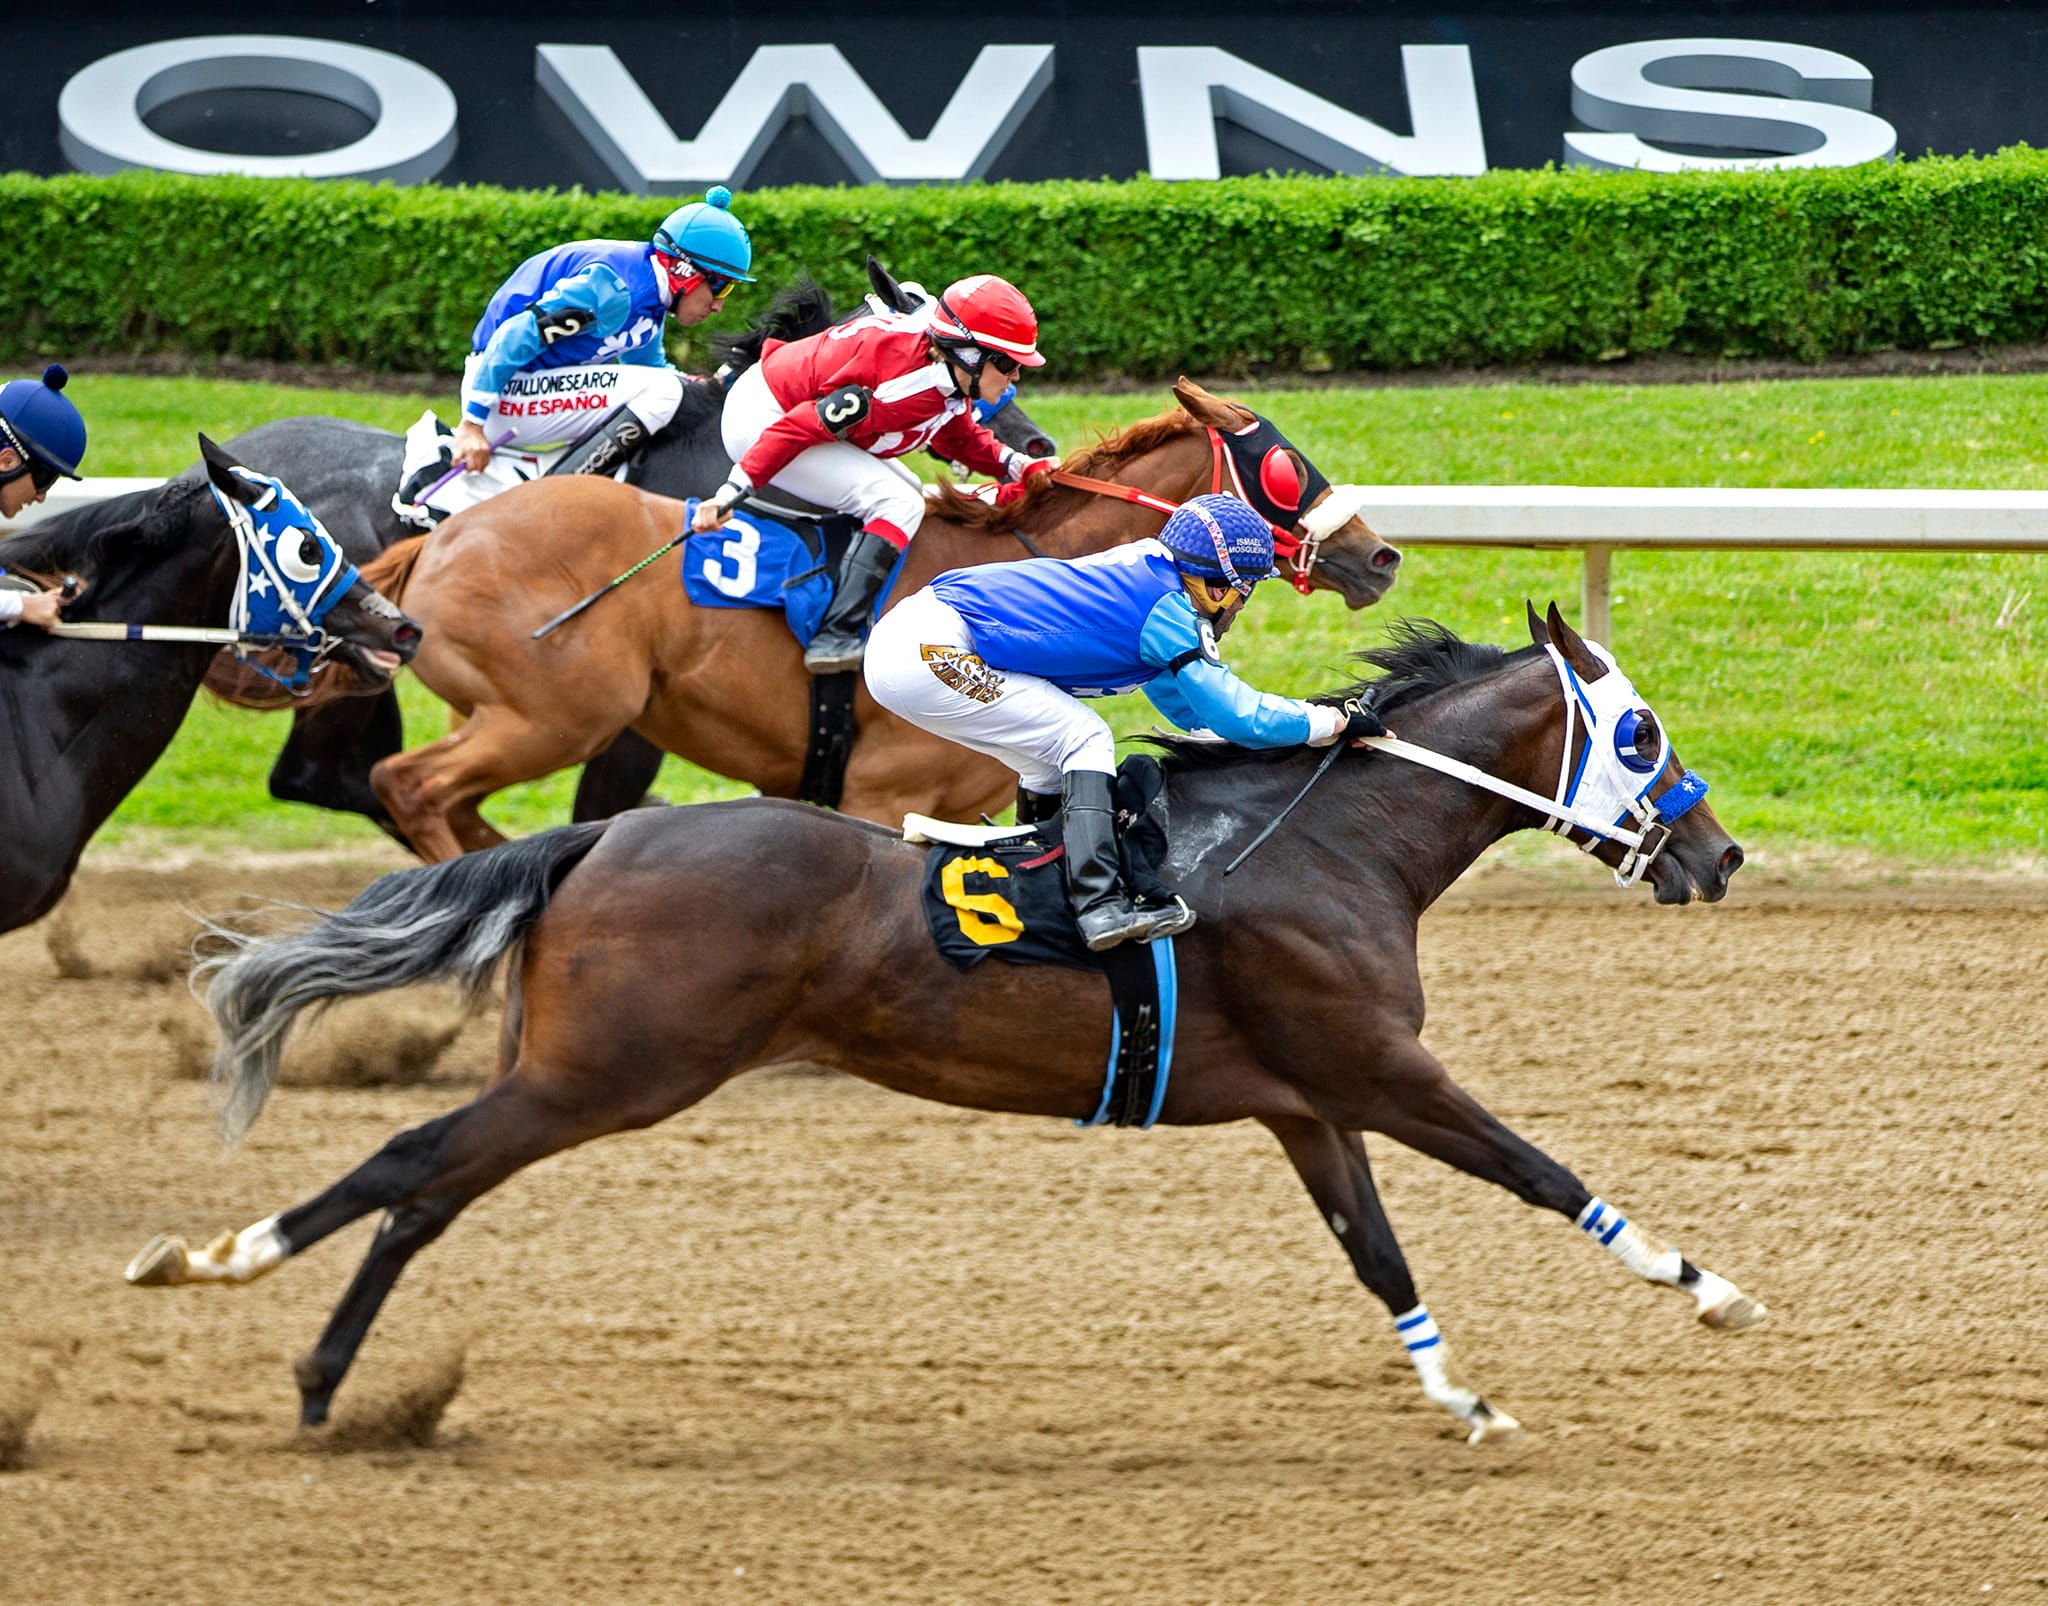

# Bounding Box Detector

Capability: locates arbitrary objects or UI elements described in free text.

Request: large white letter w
[537,43,1054,193]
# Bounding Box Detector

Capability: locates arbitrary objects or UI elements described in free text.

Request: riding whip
[1221,736,1350,875]
[531,529,690,640]
[415,428,514,505]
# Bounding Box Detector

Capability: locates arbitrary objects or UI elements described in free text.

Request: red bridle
[1048,427,1321,595]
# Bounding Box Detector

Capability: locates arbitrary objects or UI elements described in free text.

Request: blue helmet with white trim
[653,185,756,283]
[0,363,87,480]
[1159,494,1276,597]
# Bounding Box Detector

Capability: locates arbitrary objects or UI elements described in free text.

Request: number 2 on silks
[700,516,760,599]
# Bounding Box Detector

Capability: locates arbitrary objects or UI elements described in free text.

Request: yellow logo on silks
[940,855,1025,946]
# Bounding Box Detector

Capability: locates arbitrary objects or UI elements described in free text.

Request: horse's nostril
[1027,437,1056,459]
[393,624,423,651]
[1373,546,1402,571]
[1719,843,1745,880]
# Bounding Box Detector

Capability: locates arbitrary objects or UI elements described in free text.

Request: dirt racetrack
[2,855,2044,1605]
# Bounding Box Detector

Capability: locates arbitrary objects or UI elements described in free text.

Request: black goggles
[0,416,59,490]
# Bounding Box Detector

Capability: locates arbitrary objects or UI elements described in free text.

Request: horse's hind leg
[572,730,666,822]
[1263,1116,1522,1445]
[1357,1042,1766,1332]
[373,706,611,862]
[269,692,408,839]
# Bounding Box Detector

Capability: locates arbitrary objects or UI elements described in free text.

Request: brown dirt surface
[1,859,2044,1605]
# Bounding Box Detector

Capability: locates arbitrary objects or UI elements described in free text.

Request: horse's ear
[1545,601,1607,680]
[198,434,260,505]
[1172,377,1256,432]
[1525,600,1549,649]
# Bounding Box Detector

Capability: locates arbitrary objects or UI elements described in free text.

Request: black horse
[0,437,420,934]
[220,265,1059,837]
[131,605,1762,1443]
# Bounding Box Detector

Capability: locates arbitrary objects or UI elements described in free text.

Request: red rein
[1049,428,1317,595]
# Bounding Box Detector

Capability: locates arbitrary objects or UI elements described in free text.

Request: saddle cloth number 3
[700,516,762,599]
[941,856,1024,947]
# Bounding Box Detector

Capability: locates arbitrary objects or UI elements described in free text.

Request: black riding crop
[1222,735,1349,875]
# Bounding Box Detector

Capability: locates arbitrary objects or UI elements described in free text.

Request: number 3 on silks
[700,516,761,599]
[941,856,1024,947]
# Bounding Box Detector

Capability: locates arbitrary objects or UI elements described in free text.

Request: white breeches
[863,589,1117,793]
[721,361,926,543]
[464,356,685,453]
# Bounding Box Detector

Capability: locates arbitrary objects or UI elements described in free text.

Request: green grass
[52,371,2048,865]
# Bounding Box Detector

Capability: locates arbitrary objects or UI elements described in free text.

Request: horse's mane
[1156,618,1537,771]
[709,274,838,373]
[0,476,211,582]
[925,410,1203,533]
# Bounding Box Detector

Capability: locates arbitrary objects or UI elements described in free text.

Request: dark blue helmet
[0,364,88,480]
[1159,493,1275,596]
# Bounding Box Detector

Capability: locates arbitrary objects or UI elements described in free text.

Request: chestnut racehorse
[128,605,1761,1442]
[357,380,1401,860]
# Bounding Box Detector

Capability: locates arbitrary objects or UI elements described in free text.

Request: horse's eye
[1633,713,1660,762]
[1614,709,1662,773]
[276,529,323,585]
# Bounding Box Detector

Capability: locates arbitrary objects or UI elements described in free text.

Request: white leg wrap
[1576,1198,1683,1284]
[124,1215,288,1287]
[1394,1304,1522,1445]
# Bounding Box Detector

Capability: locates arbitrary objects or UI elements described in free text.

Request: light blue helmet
[1159,494,1277,597]
[653,185,756,283]
[0,363,88,481]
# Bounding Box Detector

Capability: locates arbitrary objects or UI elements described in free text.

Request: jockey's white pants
[720,361,926,547]
[397,359,686,527]
[864,588,1118,793]
[464,355,685,453]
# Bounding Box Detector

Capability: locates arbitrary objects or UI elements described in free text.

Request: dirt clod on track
[2,858,2044,1604]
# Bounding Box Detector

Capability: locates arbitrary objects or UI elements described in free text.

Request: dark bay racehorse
[217,271,1058,832]
[0,438,420,934]
[130,605,1761,1443]
[355,380,1401,858]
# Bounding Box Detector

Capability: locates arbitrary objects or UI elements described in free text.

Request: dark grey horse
[219,267,1058,838]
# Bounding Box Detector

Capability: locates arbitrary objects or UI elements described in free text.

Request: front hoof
[125,1235,190,1287]
[1465,1407,1525,1446]
[1700,1290,1769,1331]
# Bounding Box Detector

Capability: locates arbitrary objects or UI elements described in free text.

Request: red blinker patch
[1259,447,1303,513]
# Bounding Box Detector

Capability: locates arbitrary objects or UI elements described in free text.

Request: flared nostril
[1719,843,1745,880]
[1373,546,1402,571]
[1027,437,1057,459]
[392,623,423,652]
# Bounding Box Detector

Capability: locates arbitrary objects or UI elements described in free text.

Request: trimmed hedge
[5,152,2048,380]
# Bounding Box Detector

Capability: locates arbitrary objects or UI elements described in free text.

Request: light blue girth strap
[1075,936,1178,1130]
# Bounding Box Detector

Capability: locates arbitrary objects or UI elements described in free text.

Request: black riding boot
[1061,771,1191,951]
[803,528,900,674]
[547,411,651,479]
[1015,784,1062,827]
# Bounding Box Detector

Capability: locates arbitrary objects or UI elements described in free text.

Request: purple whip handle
[417,428,515,503]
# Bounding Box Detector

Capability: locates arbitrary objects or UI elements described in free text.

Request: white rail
[1355,485,2048,641]
[12,480,2048,644]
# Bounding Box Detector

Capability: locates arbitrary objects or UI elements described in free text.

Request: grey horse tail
[196,822,609,1146]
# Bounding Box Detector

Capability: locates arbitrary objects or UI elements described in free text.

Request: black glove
[1340,697,1386,742]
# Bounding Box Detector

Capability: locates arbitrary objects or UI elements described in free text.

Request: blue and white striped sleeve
[1135,592,1329,748]
[463,263,635,423]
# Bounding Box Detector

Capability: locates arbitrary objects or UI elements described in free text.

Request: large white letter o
[59,35,457,182]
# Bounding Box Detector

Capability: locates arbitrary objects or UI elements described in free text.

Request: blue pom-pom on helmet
[1159,493,1277,597]
[0,362,88,480]
[652,185,756,283]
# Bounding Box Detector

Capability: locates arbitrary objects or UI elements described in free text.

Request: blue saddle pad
[679,498,907,650]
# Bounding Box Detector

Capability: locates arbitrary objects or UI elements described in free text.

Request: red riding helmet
[929,275,1045,368]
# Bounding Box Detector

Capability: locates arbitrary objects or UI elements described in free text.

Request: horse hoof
[124,1235,189,1287]
[1465,1408,1525,1446]
[1699,1290,1768,1331]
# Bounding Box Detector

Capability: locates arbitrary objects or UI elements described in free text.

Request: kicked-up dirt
[1,856,2044,1605]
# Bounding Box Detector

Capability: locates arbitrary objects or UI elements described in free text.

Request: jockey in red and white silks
[694,274,1057,673]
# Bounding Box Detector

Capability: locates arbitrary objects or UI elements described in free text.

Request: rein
[1049,427,1325,595]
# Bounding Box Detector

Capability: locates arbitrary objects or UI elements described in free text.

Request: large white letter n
[1138,46,1485,179]
[538,43,1053,193]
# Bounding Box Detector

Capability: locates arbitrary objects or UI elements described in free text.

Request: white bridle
[1358,640,1709,889]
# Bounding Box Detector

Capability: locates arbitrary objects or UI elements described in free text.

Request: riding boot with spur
[546,411,651,479]
[803,528,900,674]
[1060,771,1192,951]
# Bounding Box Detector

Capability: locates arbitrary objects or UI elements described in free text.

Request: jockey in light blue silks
[864,493,1387,950]
[0,363,88,631]
[395,187,755,527]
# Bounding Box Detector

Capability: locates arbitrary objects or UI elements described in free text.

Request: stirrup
[802,633,866,674]
[1076,896,1193,953]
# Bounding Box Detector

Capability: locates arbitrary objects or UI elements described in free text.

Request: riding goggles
[0,414,59,490]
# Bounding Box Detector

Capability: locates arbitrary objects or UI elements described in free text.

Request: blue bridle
[208,467,359,691]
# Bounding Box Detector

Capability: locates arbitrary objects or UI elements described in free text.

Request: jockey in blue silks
[398,187,755,524]
[864,493,1386,950]
[0,363,87,631]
